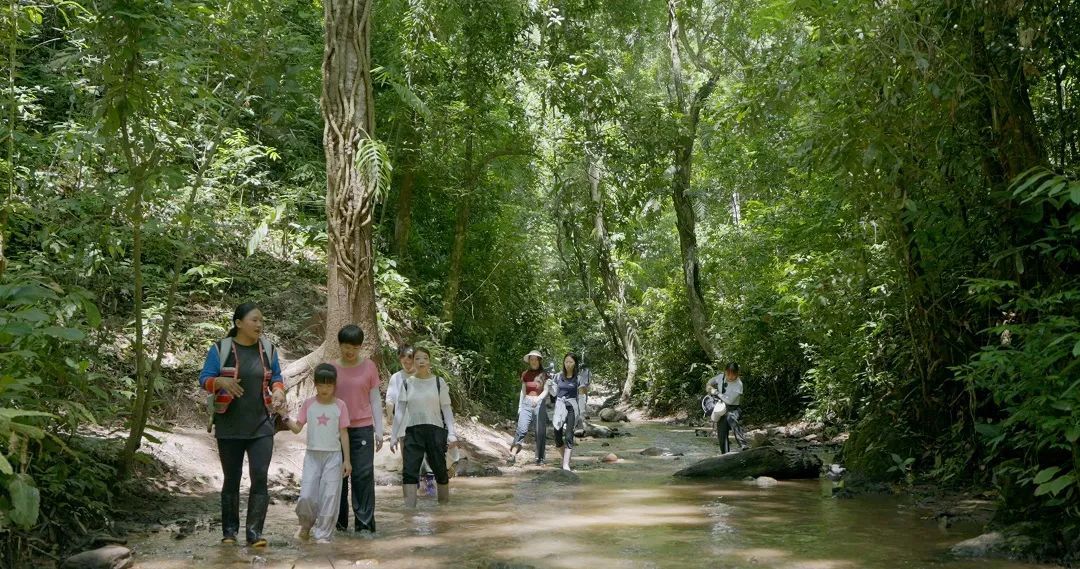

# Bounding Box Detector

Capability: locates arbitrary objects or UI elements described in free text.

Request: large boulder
[673,447,821,480]
[62,546,133,569]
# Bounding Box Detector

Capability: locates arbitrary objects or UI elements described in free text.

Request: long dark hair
[228,302,259,338]
[562,352,579,378]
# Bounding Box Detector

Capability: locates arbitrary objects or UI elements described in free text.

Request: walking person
[390,347,459,506]
[385,344,415,421]
[283,364,352,543]
[198,302,285,547]
[549,353,582,472]
[707,362,749,454]
[331,325,383,534]
[508,350,549,466]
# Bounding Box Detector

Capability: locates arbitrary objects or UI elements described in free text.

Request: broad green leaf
[82,299,102,328]
[1035,474,1075,497]
[0,453,12,476]
[7,423,46,439]
[0,409,54,420]
[42,326,86,341]
[1033,466,1061,485]
[8,475,40,530]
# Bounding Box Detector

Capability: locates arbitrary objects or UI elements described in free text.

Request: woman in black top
[198,302,285,547]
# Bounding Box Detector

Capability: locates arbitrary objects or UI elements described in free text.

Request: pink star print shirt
[297,397,350,451]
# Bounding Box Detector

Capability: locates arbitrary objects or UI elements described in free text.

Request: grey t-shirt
[214,342,274,439]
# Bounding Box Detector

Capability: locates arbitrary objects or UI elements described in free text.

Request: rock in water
[584,422,615,438]
[62,546,134,569]
[532,469,581,485]
[755,476,778,488]
[599,408,618,422]
[453,458,503,477]
[672,447,822,479]
[640,447,668,457]
[950,533,1006,558]
[601,453,619,463]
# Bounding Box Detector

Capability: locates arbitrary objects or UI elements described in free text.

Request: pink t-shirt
[333,360,380,428]
[297,397,349,451]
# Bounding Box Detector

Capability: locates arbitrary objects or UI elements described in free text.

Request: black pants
[402,424,448,485]
[718,406,748,453]
[217,435,273,539]
[338,426,376,532]
[217,435,273,495]
[554,406,576,450]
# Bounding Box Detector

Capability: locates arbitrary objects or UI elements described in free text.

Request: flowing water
[128,423,1060,568]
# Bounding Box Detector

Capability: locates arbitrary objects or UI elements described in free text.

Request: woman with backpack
[198,302,285,547]
[389,346,459,507]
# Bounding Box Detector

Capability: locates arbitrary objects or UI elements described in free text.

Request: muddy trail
[116,421,1061,569]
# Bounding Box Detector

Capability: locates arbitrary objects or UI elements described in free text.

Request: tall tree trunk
[442,194,470,324]
[667,0,719,361]
[442,136,474,325]
[286,0,380,390]
[117,106,151,479]
[392,115,419,259]
[969,4,1046,185]
[557,215,622,357]
[393,162,415,259]
[585,141,639,402]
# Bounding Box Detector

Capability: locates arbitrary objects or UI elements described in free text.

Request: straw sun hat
[522,350,543,363]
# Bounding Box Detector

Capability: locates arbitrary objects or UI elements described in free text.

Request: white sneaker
[315,538,332,544]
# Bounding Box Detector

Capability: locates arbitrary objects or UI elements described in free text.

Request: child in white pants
[284,363,352,543]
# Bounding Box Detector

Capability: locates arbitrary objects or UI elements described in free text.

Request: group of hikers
[197,301,747,547]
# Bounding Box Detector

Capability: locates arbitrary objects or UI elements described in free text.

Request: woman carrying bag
[198,302,285,547]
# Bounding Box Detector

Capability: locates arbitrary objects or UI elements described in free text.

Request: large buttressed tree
[289,0,384,384]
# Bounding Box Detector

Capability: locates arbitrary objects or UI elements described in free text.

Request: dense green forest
[1,0,1078,565]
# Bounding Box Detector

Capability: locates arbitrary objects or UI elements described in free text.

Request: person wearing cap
[508,350,550,466]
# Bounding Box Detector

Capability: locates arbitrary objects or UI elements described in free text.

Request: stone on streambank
[947,522,1076,564]
[598,408,629,422]
[673,447,822,480]
[61,546,133,569]
[950,530,1037,561]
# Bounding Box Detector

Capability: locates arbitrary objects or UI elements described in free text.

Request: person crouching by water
[198,302,285,547]
[283,363,351,543]
[707,362,748,454]
[548,353,582,472]
[390,346,459,506]
[508,350,549,466]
